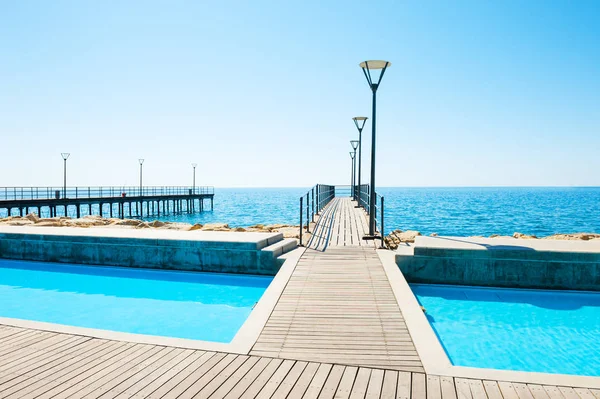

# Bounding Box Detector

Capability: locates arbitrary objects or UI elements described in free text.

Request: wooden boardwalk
[0,197,598,397]
[0,325,597,398]
[251,198,421,371]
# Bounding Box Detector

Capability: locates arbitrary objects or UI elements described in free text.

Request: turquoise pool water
[412,284,600,376]
[0,259,272,343]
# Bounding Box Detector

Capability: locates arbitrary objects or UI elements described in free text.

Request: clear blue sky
[1,0,598,187]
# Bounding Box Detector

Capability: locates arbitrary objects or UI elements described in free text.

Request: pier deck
[0,198,597,397]
[252,198,421,371]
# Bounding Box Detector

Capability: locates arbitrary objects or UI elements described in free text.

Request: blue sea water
[0,259,271,342]
[157,187,600,237]
[412,284,600,376]
[3,187,599,237]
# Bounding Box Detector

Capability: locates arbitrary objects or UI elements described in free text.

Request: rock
[188,224,203,231]
[383,229,422,250]
[147,220,166,228]
[543,233,600,241]
[136,222,150,229]
[489,234,500,238]
[201,223,230,231]
[513,232,538,239]
[110,219,143,226]
[4,219,34,226]
[234,227,247,232]
[24,213,40,223]
[430,233,438,237]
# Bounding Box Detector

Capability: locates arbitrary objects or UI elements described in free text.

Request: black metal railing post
[381,196,385,248]
[306,193,310,233]
[299,196,303,246]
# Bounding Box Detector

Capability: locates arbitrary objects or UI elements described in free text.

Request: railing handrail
[299,184,335,246]
[0,186,214,201]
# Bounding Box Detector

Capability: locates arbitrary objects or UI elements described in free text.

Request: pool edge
[377,249,600,389]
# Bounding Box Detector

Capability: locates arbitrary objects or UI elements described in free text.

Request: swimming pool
[0,259,272,343]
[412,284,600,376]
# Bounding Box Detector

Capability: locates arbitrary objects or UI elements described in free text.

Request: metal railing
[356,184,385,248]
[0,186,214,201]
[299,184,335,246]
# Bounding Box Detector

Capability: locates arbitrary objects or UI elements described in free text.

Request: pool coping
[377,249,600,389]
[0,246,304,355]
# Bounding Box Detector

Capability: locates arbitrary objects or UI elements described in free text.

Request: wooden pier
[0,186,214,219]
[0,197,597,397]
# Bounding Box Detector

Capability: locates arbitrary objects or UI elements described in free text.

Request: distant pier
[0,186,214,219]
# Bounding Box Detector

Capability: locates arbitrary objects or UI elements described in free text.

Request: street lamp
[61,153,70,199]
[138,159,144,196]
[349,151,356,198]
[352,116,368,206]
[360,59,391,238]
[192,163,197,194]
[350,140,359,200]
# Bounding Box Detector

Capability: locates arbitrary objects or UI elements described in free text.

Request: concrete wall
[396,237,600,291]
[0,228,297,276]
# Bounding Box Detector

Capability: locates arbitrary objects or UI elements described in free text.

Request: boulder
[513,232,538,239]
[430,233,438,237]
[110,219,143,226]
[147,220,166,228]
[24,213,40,223]
[234,227,247,232]
[188,224,203,231]
[201,223,230,231]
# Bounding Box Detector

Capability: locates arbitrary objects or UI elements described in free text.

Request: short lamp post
[352,117,367,207]
[350,140,359,200]
[360,60,391,238]
[192,163,197,194]
[61,153,70,199]
[138,159,144,196]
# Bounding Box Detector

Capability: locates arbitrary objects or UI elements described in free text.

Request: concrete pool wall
[396,236,600,291]
[0,226,297,275]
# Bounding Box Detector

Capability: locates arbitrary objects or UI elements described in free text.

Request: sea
[156,187,600,237]
[3,187,599,237]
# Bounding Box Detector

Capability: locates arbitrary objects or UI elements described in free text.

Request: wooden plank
[318,364,345,399]
[350,368,372,399]
[498,382,520,399]
[558,387,581,399]
[440,377,457,399]
[528,385,551,399]
[182,354,248,399]
[455,378,473,399]
[209,356,261,399]
[542,385,565,399]
[427,375,442,399]
[158,352,230,399]
[380,370,398,399]
[482,381,503,399]
[412,373,427,399]
[333,366,358,399]
[223,357,277,399]
[512,383,535,399]
[365,369,385,399]
[301,362,333,399]
[468,380,489,399]
[397,372,412,399]
[269,360,307,399]
[238,358,289,399]
[574,388,598,399]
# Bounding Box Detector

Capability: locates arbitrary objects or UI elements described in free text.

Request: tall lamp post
[61,153,70,199]
[350,140,359,200]
[360,60,391,238]
[138,159,144,196]
[352,117,367,207]
[192,163,197,194]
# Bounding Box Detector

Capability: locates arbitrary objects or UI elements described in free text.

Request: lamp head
[352,116,368,131]
[61,153,70,160]
[349,151,355,159]
[350,140,359,150]
[359,60,391,90]
[139,159,145,165]
[192,163,197,168]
